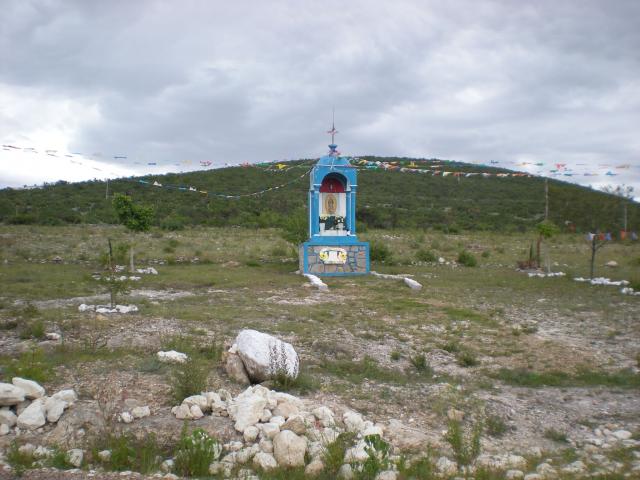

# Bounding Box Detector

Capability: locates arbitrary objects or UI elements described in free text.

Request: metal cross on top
[327,109,338,144]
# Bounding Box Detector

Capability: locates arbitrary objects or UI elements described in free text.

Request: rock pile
[171,384,398,477]
[78,303,139,314]
[0,378,76,435]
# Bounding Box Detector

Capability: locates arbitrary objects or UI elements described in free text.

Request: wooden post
[544,178,549,221]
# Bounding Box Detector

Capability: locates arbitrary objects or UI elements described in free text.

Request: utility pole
[105,178,109,200]
[544,178,549,221]
[624,203,628,232]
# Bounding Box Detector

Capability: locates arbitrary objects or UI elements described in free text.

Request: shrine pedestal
[300,240,370,276]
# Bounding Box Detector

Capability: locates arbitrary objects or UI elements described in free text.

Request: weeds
[173,426,221,477]
[6,441,36,475]
[544,428,568,443]
[324,356,405,385]
[323,432,356,475]
[2,347,53,383]
[93,432,164,473]
[457,350,479,367]
[370,240,392,262]
[416,249,437,262]
[397,456,434,479]
[457,250,478,267]
[390,350,401,361]
[18,318,45,340]
[361,434,391,479]
[170,358,209,403]
[494,368,640,389]
[444,418,482,467]
[485,415,508,437]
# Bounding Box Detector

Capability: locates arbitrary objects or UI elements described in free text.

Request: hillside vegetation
[1,157,637,233]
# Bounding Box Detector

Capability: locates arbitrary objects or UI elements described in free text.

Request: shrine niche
[299,126,370,276]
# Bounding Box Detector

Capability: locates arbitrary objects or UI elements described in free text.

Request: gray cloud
[1,0,639,194]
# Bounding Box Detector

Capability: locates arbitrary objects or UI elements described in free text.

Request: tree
[600,184,634,199]
[589,233,607,278]
[112,193,154,272]
[535,220,559,270]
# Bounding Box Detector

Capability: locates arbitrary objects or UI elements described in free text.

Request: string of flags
[134,164,315,199]
[349,158,533,177]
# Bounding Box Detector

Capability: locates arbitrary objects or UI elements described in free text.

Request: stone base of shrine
[299,241,370,276]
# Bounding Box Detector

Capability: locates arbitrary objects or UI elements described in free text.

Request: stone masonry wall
[300,244,368,275]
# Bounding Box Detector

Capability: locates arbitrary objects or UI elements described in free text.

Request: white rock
[260,409,272,422]
[17,398,46,429]
[524,475,543,480]
[270,415,286,427]
[45,332,61,341]
[16,399,30,415]
[306,458,325,476]
[0,424,9,436]
[157,350,188,364]
[131,405,150,419]
[225,441,244,452]
[236,445,260,464]
[313,406,335,427]
[345,441,369,463]
[506,470,524,480]
[172,404,192,420]
[161,459,174,472]
[343,410,365,433]
[52,389,77,404]
[612,429,632,440]
[0,383,26,406]
[404,277,422,290]
[273,401,299,419]
[436,456,457,476]
[253,452,277,470]
[273,430,307,467]
[44,396,68,423]
[244,425,259,443]
[235,330,299,382]
[98,450,111,462]
[375,471,398,480]
[361,423,384,437]
[259,438,274,453]
[605,260,618,267]
[189,405,204,419]
[67,448,84,468]
[0,408,17,427]
[119,412,134,423]
[562,461,586,474]
[282,414,307,435]
[33,445,52,459]
[304,274,329,291]
[183,395,209,412]
[338,464,354,479]
[19,443,35,455]
[507,455,528,470]
[229,389,268,432]
[259,422,280,439]
[536,462,557,478]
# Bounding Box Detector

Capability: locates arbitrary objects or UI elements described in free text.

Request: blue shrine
[299,125,370,276]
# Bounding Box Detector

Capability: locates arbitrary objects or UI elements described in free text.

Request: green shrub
[323,432,356,475]
[457,350,479,367]
[18,319,45,340]
[481,250,491,258]
[444,418,482,467]
[440,341,460,353]
[410,353,433,377]
[6,441,36,475]
[485,415,508,437]
[416,249,437,262]
[369,240,392,262]
[173,427,221,477]
[544,428,568,443]
[160,215,187,231]
[3,348,53,383]
[398,456,434,479]
[170,359,208,403]
[390,350,401,361]
[457,250,477,267]
[95,432,163,473]
[361,434,391,480]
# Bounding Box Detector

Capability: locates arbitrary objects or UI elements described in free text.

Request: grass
[323,356,407,385]
[494,367,640,389]
[93,432,166,474]
[170,358,210,403]
[485,414,508,437]
[173,427,221,478]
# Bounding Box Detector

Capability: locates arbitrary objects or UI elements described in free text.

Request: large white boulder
[273,430,307,467]
[17,398,46,429]
[52,389,77,404]
[0,383,26,406]
[157,350,188,364]
[253,451,277,470]
[12,378,45,399]
[235,330,299,382]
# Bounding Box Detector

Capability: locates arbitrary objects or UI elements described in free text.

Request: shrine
[299,124,370,275]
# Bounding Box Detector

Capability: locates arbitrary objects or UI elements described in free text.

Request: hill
[0,156,637,233]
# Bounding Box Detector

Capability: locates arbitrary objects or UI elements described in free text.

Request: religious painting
[324,193,337,215]
[319,247,347,264]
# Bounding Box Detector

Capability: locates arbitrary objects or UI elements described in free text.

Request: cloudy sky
[1,0,639,195]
